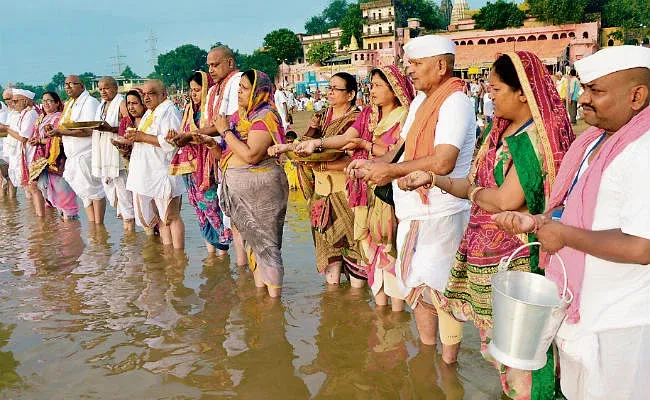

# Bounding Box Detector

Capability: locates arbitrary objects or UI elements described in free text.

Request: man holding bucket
[494,45,650,399]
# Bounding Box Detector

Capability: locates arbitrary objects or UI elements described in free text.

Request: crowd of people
[0,38,649,399]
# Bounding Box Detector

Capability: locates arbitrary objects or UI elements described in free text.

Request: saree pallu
[311,170,365,280]
[37,171,79,218]
[355,188,399,296]
[183,175,232,251]
[220,158,288,288]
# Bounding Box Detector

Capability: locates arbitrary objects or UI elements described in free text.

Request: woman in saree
[398,52,575,399]
[269,72,363,287]
[116,88,146,158]
[291,66,415,310]
[166,71,232,255]
[28,91,79,220]
[209,69,288,298]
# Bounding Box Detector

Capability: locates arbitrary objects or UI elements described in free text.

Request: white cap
[12,88,35,100]
[575,45,650,84]
[403,35,455,59]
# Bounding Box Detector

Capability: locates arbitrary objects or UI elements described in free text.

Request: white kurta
[392,90,476,293]
[91,95,134,220]
[2,110,19,163]
[7,108,38,187]
[126,100,183,227]
[556,129,650,400]
[60,91,104,207]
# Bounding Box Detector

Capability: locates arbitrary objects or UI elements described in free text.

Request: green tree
[121,65,140,79]
[304,0,352,34]
[473,0,526,30]
[239,50,279,81]
[78,72,97,90]
[395,0,445,30]
[154,44,208,88]
[263,29,303,63]
[49,72,66,92]
[305,15,329,35]
[306,42,336,65]
[340,3,365,48]
[526,0,590,25]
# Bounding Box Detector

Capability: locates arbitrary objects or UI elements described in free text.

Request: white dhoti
[558,325,650,400]
[104,170,134,220]
[133,193,181,228]
[371,268,406,299]
[63,151,105,207]
[394,210,470,294]
[7,155,23,188]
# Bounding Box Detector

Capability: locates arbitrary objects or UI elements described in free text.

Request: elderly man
[0,89,40,208]
[494,46,650,399]
[348,35,476,363]
[125,79,185,249]
[89,77,133,231]
[47,75,104,223]
[0,88,17,197]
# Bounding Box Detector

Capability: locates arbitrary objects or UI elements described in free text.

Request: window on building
[373,12,376,19]
[607,39,614,46]
[368,43,371,49]
[354,54,358,61]
[361,54,365,60]
[389,41,393,48]
[552,33,559,39]
[568,32,575,38]
[388,10,392,16]
[379,42,383,49]
[582,32,588,38]
[379,12,382,19]
[389,25,393,33]
[373,43,377,50]
[379,26,382,34]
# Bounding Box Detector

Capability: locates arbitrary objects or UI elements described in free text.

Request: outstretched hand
[397,170,431,191]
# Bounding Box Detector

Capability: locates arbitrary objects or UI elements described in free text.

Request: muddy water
[0,189,502,399]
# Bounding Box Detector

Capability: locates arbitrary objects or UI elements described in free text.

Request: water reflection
[0,192,503,399]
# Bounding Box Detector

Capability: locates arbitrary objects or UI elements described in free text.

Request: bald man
[125,80,185,249]
[203,45,246,264]
[47,75,104,223]
[89,77,134,231]
[494,46,650,399]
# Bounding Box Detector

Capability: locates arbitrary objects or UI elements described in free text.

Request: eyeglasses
[327,86,348,92]
[64,82,82,87]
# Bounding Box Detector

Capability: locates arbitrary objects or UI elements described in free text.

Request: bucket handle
[497,242,573,303]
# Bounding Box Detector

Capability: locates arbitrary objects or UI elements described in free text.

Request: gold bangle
[423,171,436,189]
[469,186,485,203]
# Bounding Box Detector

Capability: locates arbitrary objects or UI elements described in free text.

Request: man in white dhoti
[48,75,104,223]
[348,35,476,364]
[125,79,185,249]
[89,77,134,232]
[0,89,41,210]
[0,88,18,197]
[494,45,650,399]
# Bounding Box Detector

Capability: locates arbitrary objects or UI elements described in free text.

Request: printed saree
[443,51,575,399]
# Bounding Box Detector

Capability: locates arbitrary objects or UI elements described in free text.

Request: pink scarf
[543,105,650,323]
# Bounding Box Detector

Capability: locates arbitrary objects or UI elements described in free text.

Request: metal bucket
[488,242,573,370]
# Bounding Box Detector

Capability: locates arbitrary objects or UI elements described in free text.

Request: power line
[146,29,158,68]
[109,45,126,76]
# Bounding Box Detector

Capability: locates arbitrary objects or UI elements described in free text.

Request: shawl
[403,77,465,203]
[91,94,124,178]
[220,70,286,170]
[169,71,218,190]
[543,104,650,323]
[205,69,240,123]
[29,111,64,180]
[347,65,414,207]
[471,51,574,205]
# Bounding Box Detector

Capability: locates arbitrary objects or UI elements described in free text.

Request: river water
[0,187,503,399]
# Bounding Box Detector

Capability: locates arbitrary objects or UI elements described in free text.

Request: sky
[1,0,488,86]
